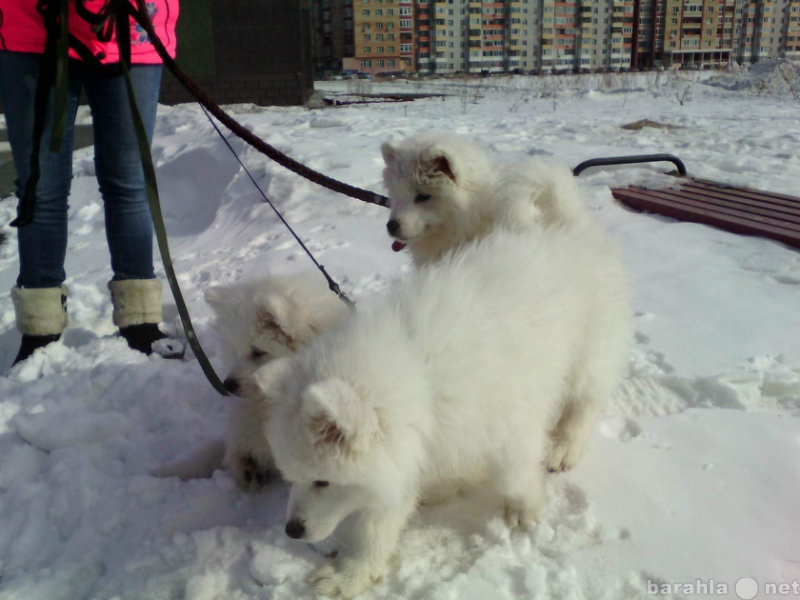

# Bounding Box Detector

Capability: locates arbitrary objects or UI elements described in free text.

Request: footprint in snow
[599,416,643,443]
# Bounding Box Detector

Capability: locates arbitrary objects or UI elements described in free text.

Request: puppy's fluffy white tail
[150,439,226,481]
[498,158,589,230]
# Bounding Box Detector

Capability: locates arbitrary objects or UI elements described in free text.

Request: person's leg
[0,53,81,287]
[83,63,180,356]
[82,62,161,281]
[0,52,81,364]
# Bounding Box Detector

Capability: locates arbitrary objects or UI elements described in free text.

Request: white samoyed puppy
[237,224,630,597]
[381,132,590,266]
[205,271,352,372]
[151,271,351,488]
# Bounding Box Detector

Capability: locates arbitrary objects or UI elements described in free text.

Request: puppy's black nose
[386,219,400,236]
[285,519,306,539]
[223,377,240,394]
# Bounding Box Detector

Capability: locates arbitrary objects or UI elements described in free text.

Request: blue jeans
[0,52,162,288]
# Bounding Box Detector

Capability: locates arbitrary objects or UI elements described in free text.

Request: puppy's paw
[309,561,375,598]
[503,488,547,531]
[230,454,277,490]
[545,440,582,472]
[503,504,541,531]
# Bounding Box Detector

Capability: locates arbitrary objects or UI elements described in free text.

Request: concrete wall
[159,0,314,106]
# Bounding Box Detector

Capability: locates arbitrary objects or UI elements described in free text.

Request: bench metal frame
[574,154,800,250]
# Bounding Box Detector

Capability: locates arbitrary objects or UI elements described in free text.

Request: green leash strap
[120,60,230,396]
[12,0,228,394]
[115,2,230,396]
[50,0,69,153]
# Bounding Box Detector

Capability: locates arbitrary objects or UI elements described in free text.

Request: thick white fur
[247,225,630,597]
[205,272,352,372]
[151,272,350,487]
[381,133,590,265]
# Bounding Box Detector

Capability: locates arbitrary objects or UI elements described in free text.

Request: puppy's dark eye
[414,193,432,203]
[313,480,330,489]
[250,347,267,359]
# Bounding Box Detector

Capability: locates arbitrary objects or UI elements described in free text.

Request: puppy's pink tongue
[392,240,407,252]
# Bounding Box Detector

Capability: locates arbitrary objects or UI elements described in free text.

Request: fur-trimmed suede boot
[11,285,69,365]
[109,279,184,358]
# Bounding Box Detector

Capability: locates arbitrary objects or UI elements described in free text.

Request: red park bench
[573,154,800,251]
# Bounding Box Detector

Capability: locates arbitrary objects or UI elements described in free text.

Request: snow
[1,64,800,599]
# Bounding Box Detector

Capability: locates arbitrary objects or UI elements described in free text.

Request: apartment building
[423,1,461,73]
[312,0,800,76]
[786,0,800,58]
[400,0,417,70]
[339,0,416,74]
[311,0,354,75]
[632,0,665,68]
[508,0,541,72]
[736,0,789,63]
[416,0,432,72]
[421,0,636,74]
[469,1,509,72]
[653,0,736,68]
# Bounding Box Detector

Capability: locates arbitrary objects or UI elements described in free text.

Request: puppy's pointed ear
[248,356,294,403]
[381,141,399,166]
[205,283,250,317]
[419,147,457,181]
[204,285,229,312]
[301,379,381,454]
[256,294,298,351]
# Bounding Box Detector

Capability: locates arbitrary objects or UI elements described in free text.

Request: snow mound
[705,60,800,96]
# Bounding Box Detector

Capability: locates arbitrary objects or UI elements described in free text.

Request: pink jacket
[0,0,178,64]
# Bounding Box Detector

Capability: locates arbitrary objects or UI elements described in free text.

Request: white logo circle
[735,577,758,600]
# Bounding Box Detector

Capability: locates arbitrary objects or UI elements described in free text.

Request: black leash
[125,0,364,312]
[12,0,366,395]
[199,105,356,309]
[13,0,230,394]
[126,2,390,209]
